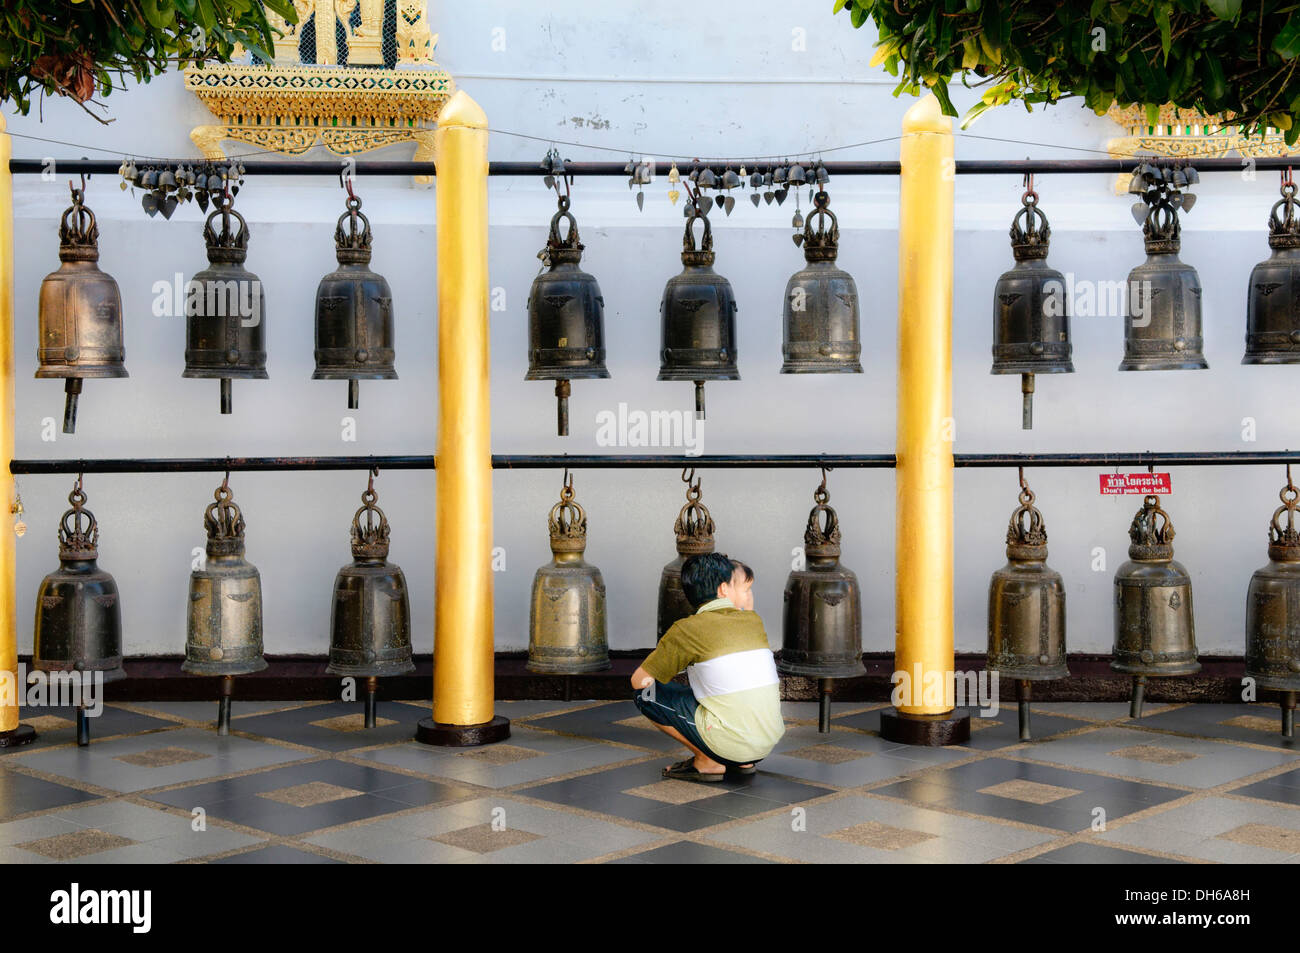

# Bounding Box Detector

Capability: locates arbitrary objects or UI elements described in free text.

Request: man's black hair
[730,559,753,582]
[681,552,738,608]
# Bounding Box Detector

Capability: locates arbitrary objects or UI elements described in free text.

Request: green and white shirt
[641,598,784,763]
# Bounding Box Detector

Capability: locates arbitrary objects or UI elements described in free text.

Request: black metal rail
[9,450,1300,475]
[8,156,1296,178]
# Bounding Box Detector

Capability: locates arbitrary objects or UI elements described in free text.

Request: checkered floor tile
[2,701,1298,862]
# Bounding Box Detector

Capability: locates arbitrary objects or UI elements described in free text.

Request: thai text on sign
[1099,472,1172,495]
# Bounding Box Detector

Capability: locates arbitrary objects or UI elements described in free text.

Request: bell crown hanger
[57,479,99,561]
[1128,494,1176,560]
[204,478,247,557]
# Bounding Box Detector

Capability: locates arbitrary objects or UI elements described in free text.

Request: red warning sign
[1099,472,1172,495]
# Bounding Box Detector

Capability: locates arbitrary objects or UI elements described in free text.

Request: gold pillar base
[0,724,36,748]
[878,708,969,746]
[415,715,510,747]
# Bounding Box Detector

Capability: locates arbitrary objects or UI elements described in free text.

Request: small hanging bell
[1122,169,1207,371]
[1245,469,1300,735]
[990,189,1074,429]
[526,194,610,436]
[183,193,268,414]
[33,478,126,687]
[313,193,398,409]
[1113,494,1199,717]
[1243,177,1300,363]
[528,474,610,673]
[778,475,865,679]
[658,206,739,419]
[326,473,414,693]
[36,186,128,434]
[781,192,863,373]
[657,472,716,642]
[986,475,1067,740]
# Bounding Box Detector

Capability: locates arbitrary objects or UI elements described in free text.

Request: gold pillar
[893,95,957,720]
[0,114,29,746]
[419,90,508,745]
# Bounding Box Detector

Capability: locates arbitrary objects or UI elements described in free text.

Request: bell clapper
[818,678,833,734]
[364,676,378,729]
[220,378,232,415]
[555,379,570,436]
[694,381,705,420]
[217,674,234,736]
[1283,692,1297,739]
[62,378,82,434]
[1017,679,1032,741]
[348,379,360,411]
[1130,674,1147,720]
[1020,373,1034,430]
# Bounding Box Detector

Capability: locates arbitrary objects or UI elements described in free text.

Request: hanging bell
[1244,178,1300,363]
[987,475,1067,740]
[526,194,609,436]
[778,475,865,680]
[781,191,863,374]
[33,479,126,688]
[1245,470,1300,736]
[657,472,716,641]
[326,473,413,679]
[1113,495,1199,718]
[313,194,397,410]
[528,474,610,673]
[183,478,267,678]
[36,186,128,434]
[183,194,268,414]
[990,191,1073,429]
[658,207,739,419]
[1121,177,1207,371]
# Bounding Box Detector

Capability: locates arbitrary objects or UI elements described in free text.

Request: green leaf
[1276,15,1300,59]
[1154,6,1171,60]
[833,0,848,13]
[930,78,958,115]
[1204,0,1242,19]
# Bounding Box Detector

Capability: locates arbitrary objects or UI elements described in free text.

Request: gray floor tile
[1022,726,1299,788]
[10,728,314,793]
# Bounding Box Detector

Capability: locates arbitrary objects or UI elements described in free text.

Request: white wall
[4,2,1292,664]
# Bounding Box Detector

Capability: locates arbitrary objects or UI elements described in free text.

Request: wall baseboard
[18,652,1256,704]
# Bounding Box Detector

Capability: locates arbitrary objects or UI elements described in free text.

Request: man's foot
[661,757,726,783]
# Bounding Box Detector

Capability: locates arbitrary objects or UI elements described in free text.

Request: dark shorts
[632,679,759,768]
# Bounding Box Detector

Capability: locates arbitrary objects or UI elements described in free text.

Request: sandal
[727,764,757,776]
[661,758,726,783]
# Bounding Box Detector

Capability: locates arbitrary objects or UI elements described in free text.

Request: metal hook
[681,467,695,485]
[1018,466,1027,490]
[562,466,573,493]
[818,466,831,494]
[1285,166,1295,190]
[367,466,377,495]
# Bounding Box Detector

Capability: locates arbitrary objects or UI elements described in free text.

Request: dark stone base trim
[0,724,37,748]
[878,707,971,746]
[415,715,510,747]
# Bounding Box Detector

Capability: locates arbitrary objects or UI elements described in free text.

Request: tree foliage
[835,0,1300,143]
[0,0,298,118]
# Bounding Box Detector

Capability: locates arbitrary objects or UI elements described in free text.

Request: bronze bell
[986,474,1067,740]
[184,194,268,414]
[313,194,397,409]
[528,473,610,673]
[36,185,128,434]
[1113,494,1199,718]
[526,195,609,436]
[990,188,1073,429]
[778,473,865,732]
[184,477,266,676]
[326,472,413,678]
[658,205,739,419]
[781,191,863,374]
[1243,177,1300,364]
[33,478,126,686]
[1121,166,1207,371]
[1245,469,1300,736]
[657,470,716,642]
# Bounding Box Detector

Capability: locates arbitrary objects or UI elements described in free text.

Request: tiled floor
[3,698,1300,863]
